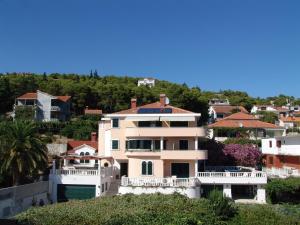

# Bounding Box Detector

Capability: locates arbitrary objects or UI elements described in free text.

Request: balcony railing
[53,169,99,176]
[125,127,206,137]
[197,171,267,184]
[121,177,199,187]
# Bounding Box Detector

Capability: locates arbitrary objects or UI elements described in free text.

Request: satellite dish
[165,97,170,105]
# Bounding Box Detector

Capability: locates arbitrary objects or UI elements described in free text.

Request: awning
[125,116,160,121]
[159,116,195,121]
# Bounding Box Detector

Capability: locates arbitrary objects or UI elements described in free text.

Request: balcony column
[160,137,164,150]
[195,160,198,177]
[223,184,232,198]
[256,185,266,203]
[63,158,67,167]
[195,137,198,150]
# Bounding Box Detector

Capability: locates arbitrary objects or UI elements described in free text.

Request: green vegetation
[266,177,300,204]
[15,194,300,225]
[257,111,278,124]
[14,105,36,120]
[223,138,261,146]
[0,121,48,186]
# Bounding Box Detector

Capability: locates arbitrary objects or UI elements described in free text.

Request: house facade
[14,90,71,122]
[262,136,300,177]
[208,112,285,142]
[49,95,267,203]
[209,105,248,123]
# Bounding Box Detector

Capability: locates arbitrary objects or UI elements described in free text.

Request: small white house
[137,78,155,87]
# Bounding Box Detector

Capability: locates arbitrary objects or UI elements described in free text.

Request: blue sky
[0,0,300,97]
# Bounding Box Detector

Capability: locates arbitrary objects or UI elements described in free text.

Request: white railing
[121,177,198,187]
[263,167,300,178]
[54,169,99,176]
[197,172,266,178]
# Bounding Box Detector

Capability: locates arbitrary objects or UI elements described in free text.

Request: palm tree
[0,121,48,186]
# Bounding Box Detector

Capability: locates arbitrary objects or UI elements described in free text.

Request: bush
[266,177,300,204]
[208,189,238,220]
[224,138,261,147]
[15,194,300,225]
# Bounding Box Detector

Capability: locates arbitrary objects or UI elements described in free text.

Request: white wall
[262,137,300,156]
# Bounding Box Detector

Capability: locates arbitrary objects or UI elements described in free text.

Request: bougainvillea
[223,144,262,167]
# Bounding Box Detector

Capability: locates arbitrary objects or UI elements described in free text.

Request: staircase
[105,180,121,196]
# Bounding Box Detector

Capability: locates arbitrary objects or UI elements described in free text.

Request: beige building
[98,94,207,180]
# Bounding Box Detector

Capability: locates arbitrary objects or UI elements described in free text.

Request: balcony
[161,150,207,160]
[121,177,199,187]
[197,171,267,184]
[125,127,206,137]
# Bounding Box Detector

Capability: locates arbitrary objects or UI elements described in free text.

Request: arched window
[80,152,84,163]
[85,152,90,163]
[141,161,153,175]
[104,162,109,167]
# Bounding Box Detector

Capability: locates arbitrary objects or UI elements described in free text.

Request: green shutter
[147,161,153,175]
[142,161,147,175]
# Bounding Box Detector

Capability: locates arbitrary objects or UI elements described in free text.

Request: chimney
[160,94,166,106]
[91,132,97,142]
[131,98,137,109]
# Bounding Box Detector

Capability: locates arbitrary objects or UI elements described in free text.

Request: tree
[259,111,278,124]
[223,144,262,167]
[0,121,48,185]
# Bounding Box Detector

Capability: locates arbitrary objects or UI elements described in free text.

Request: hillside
[1,73,300,124]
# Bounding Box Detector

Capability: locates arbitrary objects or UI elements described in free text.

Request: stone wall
[0,181,50,218]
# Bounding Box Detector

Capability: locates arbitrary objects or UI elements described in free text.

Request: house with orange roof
[209,104,248,122]
[279,116,300,129]
[208,112,285,141]
[14,90,71,121]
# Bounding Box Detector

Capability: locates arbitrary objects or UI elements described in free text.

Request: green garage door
[57,184,96,202]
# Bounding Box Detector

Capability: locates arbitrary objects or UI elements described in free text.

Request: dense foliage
[266,177,300,204]
[257,111,278,124]
[223,138,261,147]
[200,139,262,167]
[223,144,262,167]
[0,121,48,186]
[1,73,300,124]
[15,194,300,225]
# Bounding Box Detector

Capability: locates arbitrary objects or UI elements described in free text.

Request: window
[179,140,189,150]
[154,140,160,150]
[104,162,109,167]
[126,140,152,150]
[269,156,273,165]
[80,152,84,163]
[216,114,224,119]
[112,118,119,128]
[141,161,153,175]
[170,121,188,127]
[85,152,90,163]
[138,121,162,127]
[269,141,272,148]
[276,140,282,148]
[112,140,119,150]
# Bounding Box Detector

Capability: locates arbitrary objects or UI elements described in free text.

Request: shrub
[266,177,300,204]
[208,189,238,220]
[224,138,261,147]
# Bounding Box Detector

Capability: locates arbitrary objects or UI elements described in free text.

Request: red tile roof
[280,117,300,123]
[67,140,98,154]
[112,102,194,114]
[17,92,37,99]
[17,92,71,102]
[208,112,282,129]
[211,105,248,114]
[56,96,71,102]
[84,108,103,115]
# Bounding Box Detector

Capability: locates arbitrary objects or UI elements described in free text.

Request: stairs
[105,180,120,196]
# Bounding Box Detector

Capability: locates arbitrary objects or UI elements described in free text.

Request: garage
[171,163,189,178]
[57,184,96,202]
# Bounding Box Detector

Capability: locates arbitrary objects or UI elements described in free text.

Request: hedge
[15,194,300,225]
[266,177,300,204]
